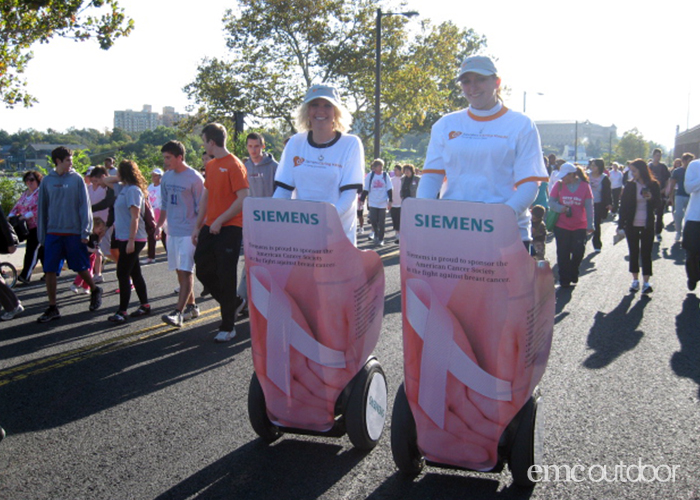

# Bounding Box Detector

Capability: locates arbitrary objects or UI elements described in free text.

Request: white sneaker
[357,226,364,234]
[214,329,236,343]
[369,231,375,240]
[675,233,682,242]
[93,275,104,284]
[629,280,640,292]
[182,304,200,321]
[70,284,81,294]
[141,258,154,265]
[1,303,24,321]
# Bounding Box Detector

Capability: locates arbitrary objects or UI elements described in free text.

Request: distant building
[674,124,700,159]
[113,105,188,133]
[536,120,617,158]
[24,144,87,170]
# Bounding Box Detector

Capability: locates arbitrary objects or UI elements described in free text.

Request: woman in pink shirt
[9,170,44,283]
[617,159,661,294]
[549,163,593,288]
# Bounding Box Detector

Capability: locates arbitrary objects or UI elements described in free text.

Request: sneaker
[162,309,183,327]
[358,226,364,234]
[70,284,81,294]
[688,280,697,292]
[129,305,152,318]
[37,306,61,323]
[369,231,375,240]
[214,329,236,342]
[642,283,653,294]
[377,240,385,247]
[182,303,200,321]
[234,296,247,320]
[656,234,662,242]
[108,310,128,324]
[629,280,640,292]
[173,286,180,295]
[675,233,682,242]
[89,286,103,311]
[1,303,24,321]
[17,276,30,285]
[93,275,104,284]
[141,258,155,265]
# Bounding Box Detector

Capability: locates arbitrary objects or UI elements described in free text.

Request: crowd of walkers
[539,149,700,294]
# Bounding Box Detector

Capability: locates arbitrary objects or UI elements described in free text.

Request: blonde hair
[295,100,353,133]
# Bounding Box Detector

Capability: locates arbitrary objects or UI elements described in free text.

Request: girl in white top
[418,56,548,242]
[274,84,364,245]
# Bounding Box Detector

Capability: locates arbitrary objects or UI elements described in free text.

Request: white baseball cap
[152,168,164,176]
[457,55,498,80]
[303,84,342,108]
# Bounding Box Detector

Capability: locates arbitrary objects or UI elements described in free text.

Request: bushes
[0,175,24,215]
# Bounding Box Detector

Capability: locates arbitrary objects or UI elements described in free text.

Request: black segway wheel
[345,358,387,450]
[247,373,282,443]
[0,262,17,289]
[508,395,544,487]
[390,383,424,476]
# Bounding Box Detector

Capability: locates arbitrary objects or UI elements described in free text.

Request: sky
[1,0,699,150]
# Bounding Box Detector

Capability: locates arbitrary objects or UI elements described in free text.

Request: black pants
[368,207,387,241]
[390,206,401,233]
[625,226,654,276]
[115,240,148,312]
[654,196,667,235]
[592,202,606,250]
[554,227,586,285]
[0,280,19,312]
[19,227,43,281]
[683,220,700,286]
[612,187,622,213]
[146,229,167,259]
[195,225,242,332]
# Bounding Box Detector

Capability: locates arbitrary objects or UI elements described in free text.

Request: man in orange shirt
[193,123,250,342]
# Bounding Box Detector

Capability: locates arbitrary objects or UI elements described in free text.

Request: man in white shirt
[390,164,403,243]
[361,159,392,246]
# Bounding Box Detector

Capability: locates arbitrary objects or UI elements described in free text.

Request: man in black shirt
[649,148,670,241]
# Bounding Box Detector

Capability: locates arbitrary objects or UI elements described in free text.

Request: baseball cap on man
[152,168,164,176]
[457,55,498,80]
[303,84,342,108]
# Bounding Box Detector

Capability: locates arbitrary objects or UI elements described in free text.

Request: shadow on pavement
[582,294,648,369]
[367,470,534,500]
[662,241,685,266]
[0,320,251,434]
[154,439,365,500]
[670,294,700,399]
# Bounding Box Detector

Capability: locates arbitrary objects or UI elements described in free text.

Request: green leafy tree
[615,128,649,163]
[1,0,134,107]
[184,0,486,145]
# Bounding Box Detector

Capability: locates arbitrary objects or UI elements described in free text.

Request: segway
[391,198,555,486]
[243,198,388,450]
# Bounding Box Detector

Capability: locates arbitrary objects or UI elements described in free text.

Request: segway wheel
[390,383,424,476]
[345,358,387,450]
[508,395,544,487]
[0,262,17,289]
[247,373,282,443]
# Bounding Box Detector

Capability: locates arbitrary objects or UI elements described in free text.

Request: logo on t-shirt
[293,156,305,167]
[448,131,462,140]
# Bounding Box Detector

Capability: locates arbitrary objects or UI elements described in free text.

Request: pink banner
[400,198,555,471]
[243,198,385,432]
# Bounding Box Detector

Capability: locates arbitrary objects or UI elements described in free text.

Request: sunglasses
[25,177,37,182]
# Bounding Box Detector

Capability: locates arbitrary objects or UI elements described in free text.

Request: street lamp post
[374,8,418,160]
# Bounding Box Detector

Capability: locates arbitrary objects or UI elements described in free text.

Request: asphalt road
[1,215,699,500]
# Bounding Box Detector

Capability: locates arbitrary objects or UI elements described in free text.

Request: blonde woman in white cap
[418,55,548,247]
[549,163,594,288]
[273,83,365,245]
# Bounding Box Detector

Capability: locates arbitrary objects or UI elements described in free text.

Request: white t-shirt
[363,171,392,209]
[609,169,624,189]
[391,175,402,206]
[275,131,365,242]
[423,105,547,238]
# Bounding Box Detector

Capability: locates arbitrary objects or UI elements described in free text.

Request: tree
[184,0,486,145]
[615,128,649,163]
[0,0,134,107]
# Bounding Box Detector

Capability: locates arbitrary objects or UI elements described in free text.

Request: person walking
[194,123,250,343]
[618,159,661,295]
[682,158,700,291]
[0,206,24,321]
[609,162,624,214]
[400,164,421,201]
[101,160,151,323]
[143,168,166,264]
[649,148,670,241]
[669,153,694,243]
[589,158,612,252]
[390,165,402,243]
[549,163,594,288]
[36,147,103,323]
[361,159,393,246]
[8,170,43,284]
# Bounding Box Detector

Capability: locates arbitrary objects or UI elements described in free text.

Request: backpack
[142,197,157,236]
